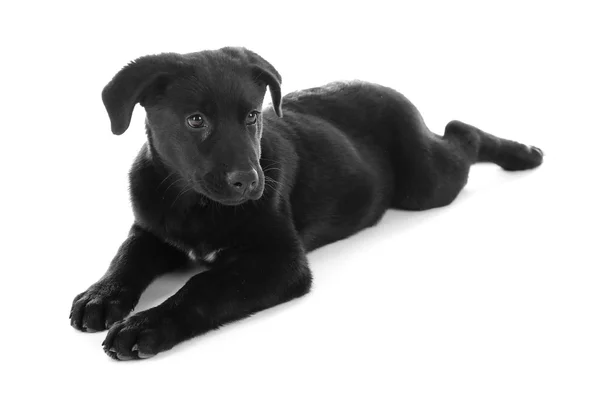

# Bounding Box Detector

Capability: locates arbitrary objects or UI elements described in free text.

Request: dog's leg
[443,120,544,171]
[391,120,543,210]
[70,224,188,332]
[101,229,312,360]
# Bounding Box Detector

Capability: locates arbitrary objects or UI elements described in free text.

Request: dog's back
[267,80,542,249]
[260,81,400,250]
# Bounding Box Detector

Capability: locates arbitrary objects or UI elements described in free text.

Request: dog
[70,47,543,360]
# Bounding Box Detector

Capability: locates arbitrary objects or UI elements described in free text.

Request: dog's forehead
[171,51,266,107]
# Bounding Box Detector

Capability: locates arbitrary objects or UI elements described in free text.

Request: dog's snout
[226,169,258,193]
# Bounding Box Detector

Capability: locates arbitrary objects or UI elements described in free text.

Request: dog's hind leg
[443,120,544,171]
[390,120,544,211]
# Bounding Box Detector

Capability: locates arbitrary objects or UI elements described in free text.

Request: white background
[1,1,599,397]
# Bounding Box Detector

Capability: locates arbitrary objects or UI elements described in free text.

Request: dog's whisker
[265,182,282,193]
[261,165,283,171]
[161,178,186,201]
[170,185,193,209]
[265,176,284,188]
[261,163,283,170]
[260,156,282,164]
[163,177,183,193]
[262,169,290,185]
[261,167,283,174]
[156,172,177,191]
[263,180,283,197]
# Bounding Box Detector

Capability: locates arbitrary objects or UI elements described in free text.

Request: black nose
[226,169,258,193]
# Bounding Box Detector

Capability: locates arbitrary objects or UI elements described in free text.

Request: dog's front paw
[70,281,137,332]
[102,309,180,360]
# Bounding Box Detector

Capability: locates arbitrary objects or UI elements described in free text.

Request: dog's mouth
[192,178,265,206]
[212,196,251,206]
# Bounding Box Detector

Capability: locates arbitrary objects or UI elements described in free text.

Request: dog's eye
[187,114,205,129]
[246,111,259,125]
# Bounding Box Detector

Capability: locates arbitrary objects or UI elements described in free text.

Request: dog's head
[102,47,282,206]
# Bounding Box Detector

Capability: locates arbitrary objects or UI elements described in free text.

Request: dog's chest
[187,247,223,263]
[133,194,217,249]
[137,193,250,265]
[165,209,228,253]
[163,214,233,265]
[130,155,242,261]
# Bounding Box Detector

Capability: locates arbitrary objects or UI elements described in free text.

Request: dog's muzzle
[195,168,264,205]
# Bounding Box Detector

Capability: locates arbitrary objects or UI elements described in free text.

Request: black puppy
[70,47,543,360]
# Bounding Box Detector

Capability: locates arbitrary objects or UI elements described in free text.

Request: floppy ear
[242,50,283,117]
[102,53,185,135]
[251,65,283,117]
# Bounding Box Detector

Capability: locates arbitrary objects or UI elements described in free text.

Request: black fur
[70,47,543,360]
